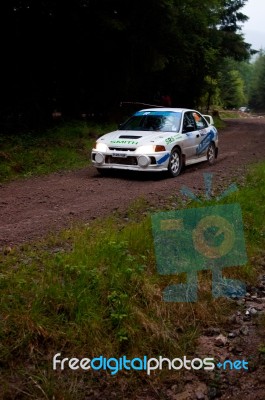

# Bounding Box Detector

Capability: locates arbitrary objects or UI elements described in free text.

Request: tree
[249,51,265,110]
[0,0,254,129]
[220,69,246,108]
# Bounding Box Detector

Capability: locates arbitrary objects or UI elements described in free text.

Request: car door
[192,112,213,157]
[181,111,201,160]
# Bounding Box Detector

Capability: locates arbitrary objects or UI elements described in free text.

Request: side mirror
[203,115,214,125]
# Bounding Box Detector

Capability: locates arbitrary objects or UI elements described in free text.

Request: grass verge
[0,162,265,398]
[0,121,115,183]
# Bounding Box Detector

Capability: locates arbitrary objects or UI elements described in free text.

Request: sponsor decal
[165,134,182,145]
[196,130,215,155]
[110,140,139,145]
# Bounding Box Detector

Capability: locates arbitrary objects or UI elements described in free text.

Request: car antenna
[120,101,163,108]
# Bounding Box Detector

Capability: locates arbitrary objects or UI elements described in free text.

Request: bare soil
[1,118,265,248]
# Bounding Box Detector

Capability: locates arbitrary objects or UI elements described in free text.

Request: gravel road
[1,118,265,247]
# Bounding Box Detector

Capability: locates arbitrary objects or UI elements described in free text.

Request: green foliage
[198,75,222,110]
[237,163,265,253]
[218,110,240,118]
[1,0,253,126]
[219,0,249,32]
[213,115,226,129]
[217,57,252,108]
[0,122,115,182]
[221,69,246,108]
[249,51,265,110]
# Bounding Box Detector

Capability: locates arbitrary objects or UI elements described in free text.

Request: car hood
[98,130,167,147]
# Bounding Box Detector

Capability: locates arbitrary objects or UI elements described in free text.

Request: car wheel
[207,143,216,165]
[168,148,182,177]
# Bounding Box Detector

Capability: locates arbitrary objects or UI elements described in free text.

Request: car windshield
[119,111,182,132]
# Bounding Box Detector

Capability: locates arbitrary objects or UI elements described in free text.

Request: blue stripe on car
[196,130,215,155]
[157,153,170,164]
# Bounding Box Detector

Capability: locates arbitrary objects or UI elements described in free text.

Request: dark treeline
[1,0,254,130]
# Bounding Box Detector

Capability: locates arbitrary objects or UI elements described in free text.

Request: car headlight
[135,145,165,154]
[95,142,108,152]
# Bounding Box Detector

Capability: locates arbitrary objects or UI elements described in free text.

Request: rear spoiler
[203,114,214,125]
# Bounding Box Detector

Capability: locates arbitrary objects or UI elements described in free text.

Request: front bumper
[91,150,170,172]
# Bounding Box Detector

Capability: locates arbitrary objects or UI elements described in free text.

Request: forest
[1,0,265,131]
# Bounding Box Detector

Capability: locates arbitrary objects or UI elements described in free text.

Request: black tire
[207,142,216,165]
[168,148,182,177]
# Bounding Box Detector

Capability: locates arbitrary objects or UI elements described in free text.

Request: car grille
[105,156,157,166]
[106,156,138,165]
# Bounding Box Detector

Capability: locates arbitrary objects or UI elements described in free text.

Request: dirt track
[0,118,265,247]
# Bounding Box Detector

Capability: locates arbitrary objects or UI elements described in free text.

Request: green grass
[218,110,242,119]
[213,116,226,129]
[0,162,265,398]
[0,121,116,183]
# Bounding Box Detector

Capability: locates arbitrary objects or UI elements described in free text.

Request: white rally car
[91,108,218,177]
